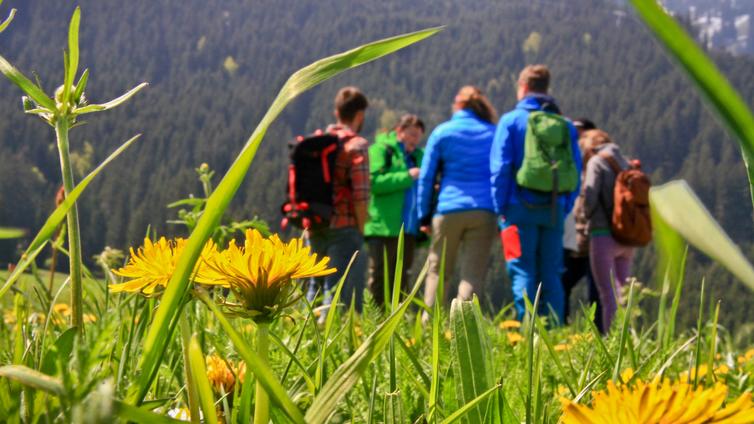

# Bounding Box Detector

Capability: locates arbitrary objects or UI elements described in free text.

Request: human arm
[582,158,602,219]
[417,129,442,223]
[369,143,414,195]
[350,142,371,234]
[490,115,515,215]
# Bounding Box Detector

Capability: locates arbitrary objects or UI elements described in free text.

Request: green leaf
[0,227,25,239]
[73,82,148,115]
[305,260,428,424]
[130,26,441,406]
[0,7,15,33]
[650,180,754,289]
[187,336,218,424]
[630,0,754,207]
[113,401,184,424]
[0,55,55,110]
[0,366,64,397]
[440,384,501,424]
[74,68,89,103]
[450,297,493,424]
[195,290,305,424]
[0,134,141,299]
[62,7,81,112]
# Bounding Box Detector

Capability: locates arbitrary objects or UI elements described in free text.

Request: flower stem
[54,118,83,330]
[180,314,201,424]
[254,323,270,424]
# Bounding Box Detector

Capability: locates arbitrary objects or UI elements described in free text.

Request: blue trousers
[502,204,565,323]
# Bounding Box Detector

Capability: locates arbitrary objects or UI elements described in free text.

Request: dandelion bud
[199,163,210,172]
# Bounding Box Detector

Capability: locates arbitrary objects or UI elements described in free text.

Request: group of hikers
[282,64,651,332]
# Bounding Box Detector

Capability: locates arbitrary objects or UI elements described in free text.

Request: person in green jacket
[365,114,426,307]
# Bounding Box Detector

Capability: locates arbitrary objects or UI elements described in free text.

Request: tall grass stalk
[254,323,270,424]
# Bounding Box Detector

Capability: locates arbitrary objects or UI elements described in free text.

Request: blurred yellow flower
[4,309,16,325]
[499,320,521,330]
[555,344,569,352]
[52,303,71,315]
[621,368,635,383]
[206,354,235,393]
[202,229,335,322]
[506,332,523,345]
[561,379,754,423]
[444,330,452,341]
[110,237,219,296]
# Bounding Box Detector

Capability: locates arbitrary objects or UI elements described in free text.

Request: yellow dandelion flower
[680,364,709,382]
[555,343,570,352]
[83,313,97,323]
[499,320,522,330]
[236,361,246,385]
[206,354,235,393]
[4,309,16,325]
[405,338,417,348]
[354,325,363,338]
[506,332,523,345]
[444,330,452,341]
[52,303,71,315]
[716,365,730,375]
[110,237,220,296]
[561,378,754,424]
[558,385,569,396]
[201,229,335,322]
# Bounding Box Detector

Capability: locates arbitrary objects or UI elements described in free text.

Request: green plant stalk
[54,118,83,330]
[180,315,200,424]
[254,323,270,424]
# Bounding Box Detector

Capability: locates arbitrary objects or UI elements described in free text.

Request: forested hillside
[1,0,753,329]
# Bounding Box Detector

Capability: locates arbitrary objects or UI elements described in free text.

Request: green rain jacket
[365,131,424,237]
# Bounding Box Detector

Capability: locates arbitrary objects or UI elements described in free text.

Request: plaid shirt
[327,124,370,229]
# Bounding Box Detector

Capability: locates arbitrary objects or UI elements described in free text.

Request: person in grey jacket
[582,129,633,331]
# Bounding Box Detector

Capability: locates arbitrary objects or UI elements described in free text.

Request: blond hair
[455,85,498,124]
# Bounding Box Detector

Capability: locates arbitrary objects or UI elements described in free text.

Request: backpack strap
[598,151,623,174]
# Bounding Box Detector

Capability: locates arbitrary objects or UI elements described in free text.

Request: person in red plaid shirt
[308,86,370,322]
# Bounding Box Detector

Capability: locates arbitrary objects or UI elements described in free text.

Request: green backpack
[516,111,578,193]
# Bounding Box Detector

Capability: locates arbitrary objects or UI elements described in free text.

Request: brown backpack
[599,152,652,246]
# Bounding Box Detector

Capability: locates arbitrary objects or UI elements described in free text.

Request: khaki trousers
[424,210,497,308]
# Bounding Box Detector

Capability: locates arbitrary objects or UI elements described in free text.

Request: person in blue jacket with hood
[490,65,582,323]
[418,86,498,322]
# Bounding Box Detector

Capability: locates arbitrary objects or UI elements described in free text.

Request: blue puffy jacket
[490,95,582,216]
[418,109,496,220]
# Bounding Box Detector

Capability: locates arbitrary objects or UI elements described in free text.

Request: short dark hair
[518,65,550,93]
[396,114,425,133]
[573,118,596,131]
[334,86,368,122]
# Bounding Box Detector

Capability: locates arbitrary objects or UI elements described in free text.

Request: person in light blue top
[418,86,498,321]
[490,65,582,323]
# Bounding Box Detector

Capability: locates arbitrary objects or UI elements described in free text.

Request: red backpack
[599,153,652,246]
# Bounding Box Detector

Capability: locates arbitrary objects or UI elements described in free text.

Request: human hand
[420,225,431,235]
[408,167,420,180]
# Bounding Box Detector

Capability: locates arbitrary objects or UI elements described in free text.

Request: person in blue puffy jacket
[418,86,498,321]
[490,65,582,323]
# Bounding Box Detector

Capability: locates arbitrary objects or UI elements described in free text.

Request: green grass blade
[0,54,55,110]
[74,82,148,114]
[613,281,636,382]
[439,384,501,424]
[630,0,754,207]
[62,7,81,111]
[651,180,754,289]
[428,240,447,423]
[187,336,218,424]
[113,401,183,424]
[0,134,141,299]
[692,279,705,388]
[0,366,64,397]
[305,259,429,424]
[450,298,492,424]
[131,26,441,406]
[0,227,25,239]
[195,290,305,424]
[0,7,16,33]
